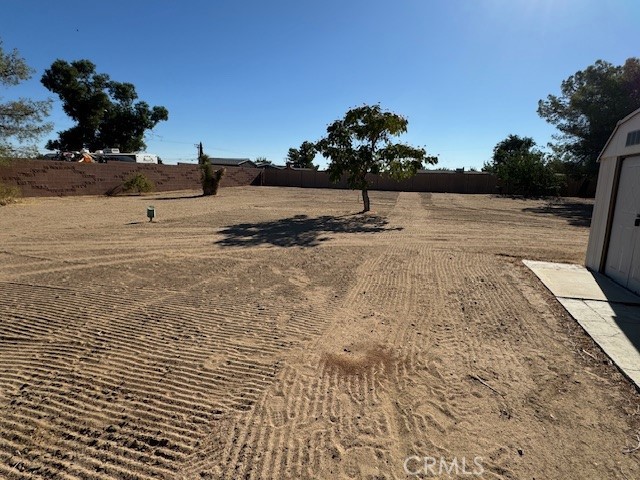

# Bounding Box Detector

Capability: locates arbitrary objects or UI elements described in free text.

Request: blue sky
[2,0,639,169]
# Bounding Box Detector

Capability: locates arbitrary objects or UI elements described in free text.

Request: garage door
[605,156,640,294]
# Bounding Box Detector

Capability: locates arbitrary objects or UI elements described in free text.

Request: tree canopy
[538,58,640,176]
[41,59,168,152]
[0,40,52,159]
[484,134,536,173]
[485,134,560,197]
[316,104,436,212]
[286,140,317,169]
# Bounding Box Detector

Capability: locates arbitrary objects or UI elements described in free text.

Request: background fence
[260,168,596,197]
[0,160,261,197]
[261,169,499,193]
[0,160,596,197]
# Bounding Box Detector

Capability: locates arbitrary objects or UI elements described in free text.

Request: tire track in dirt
[0,275,344,479]
[3,189,633,479]
[2,244,525,479]
[380,241,584,477]
[181,194,446,479]
[181,193,535,479]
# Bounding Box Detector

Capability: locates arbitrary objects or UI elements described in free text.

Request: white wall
[586,108,640,271]
[586,157,618,271]
[600,110,640,159]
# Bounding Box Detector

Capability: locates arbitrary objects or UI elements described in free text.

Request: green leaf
[316,104,437,210]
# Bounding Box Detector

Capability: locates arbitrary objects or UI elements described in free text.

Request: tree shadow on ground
[149,194,204,200]
[215,214,402,248]
[522,201,594,227]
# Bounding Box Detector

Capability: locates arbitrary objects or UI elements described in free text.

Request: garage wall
[585,156,619,270]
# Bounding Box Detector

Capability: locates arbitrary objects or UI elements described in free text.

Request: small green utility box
[147,206,155,222]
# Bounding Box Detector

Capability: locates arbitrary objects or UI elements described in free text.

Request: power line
[145,133,246,154]
[145,133,194,145]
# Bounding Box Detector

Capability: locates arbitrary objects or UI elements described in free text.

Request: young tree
[286,140,317,169]
[41,59,168,152]
[316,104,436,212]
[196,152,225,195]
[538,58,640,176]
[0,40,52,159]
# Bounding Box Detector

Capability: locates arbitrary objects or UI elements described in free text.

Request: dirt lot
[0,187,638,479]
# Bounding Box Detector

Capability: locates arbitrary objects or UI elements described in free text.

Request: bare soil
[0,187,638,479]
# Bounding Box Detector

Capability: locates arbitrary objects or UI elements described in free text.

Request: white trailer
[100,152,160,164]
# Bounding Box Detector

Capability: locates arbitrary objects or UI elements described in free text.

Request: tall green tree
[41,59,168,152]
[485,135,560,197]
[538,58,640,176]
[483,134,535,173]
[286,140,317,169]
[316,104,436,212]
[0,40,52,159]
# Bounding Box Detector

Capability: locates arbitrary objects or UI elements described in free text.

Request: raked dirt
[0,187,638,479]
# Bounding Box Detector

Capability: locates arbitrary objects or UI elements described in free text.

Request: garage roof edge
[598,107,640,162]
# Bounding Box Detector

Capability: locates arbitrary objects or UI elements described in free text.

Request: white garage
[586,107,640,294]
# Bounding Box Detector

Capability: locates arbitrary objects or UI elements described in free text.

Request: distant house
[254,162,316,170]
[284,162,318,171]
[287,166,317,171]
[210,158,257,168]
[586,107,640,294]
[256,162,286,169]
[416,169,490,175]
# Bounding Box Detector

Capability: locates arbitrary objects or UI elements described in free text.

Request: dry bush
[202,164,225,196]
[122,173,154,194]
[0,183,20,206]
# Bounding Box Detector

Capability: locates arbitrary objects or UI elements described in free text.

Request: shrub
[201,162,225,196]
[0,183,20,206]
[122,173,154,194]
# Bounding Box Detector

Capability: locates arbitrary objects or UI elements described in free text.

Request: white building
[586,107,640,294]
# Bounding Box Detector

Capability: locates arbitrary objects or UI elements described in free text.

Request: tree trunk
[361,188,370,212]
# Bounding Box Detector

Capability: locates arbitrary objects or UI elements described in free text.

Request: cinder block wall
[261,169,500,194]
[0,160,262,197]
[260,169,596,197]
[0,160,596,198]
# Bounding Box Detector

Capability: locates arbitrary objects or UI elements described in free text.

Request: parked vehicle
[99,152,160,164]
[41,148,160,164]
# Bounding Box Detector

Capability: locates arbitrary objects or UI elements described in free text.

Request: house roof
[210,158,256,167]
[417,169,489,174]
[598,107,640,161]
[255,162,286,169]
